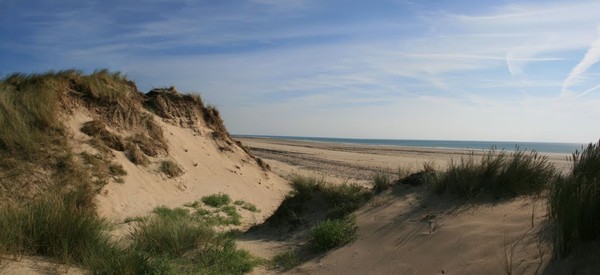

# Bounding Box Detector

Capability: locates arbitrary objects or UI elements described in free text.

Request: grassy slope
[0,70,259,273]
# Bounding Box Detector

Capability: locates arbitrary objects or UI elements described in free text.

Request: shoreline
[237,137,571,183]
[235,135,583,154]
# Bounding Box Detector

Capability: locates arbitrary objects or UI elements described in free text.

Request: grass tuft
[202,193,231,208]
[434,149,555,199]
[549,140,600,256]
[160,160,183,178]
[131,209,214,257]
[271,250,301,271]
[310,216,358,252]
[372,170,392,193]
[234,200,260,212]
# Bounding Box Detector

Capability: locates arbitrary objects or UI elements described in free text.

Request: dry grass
[550,140,600,256]
[160,160,184,178]
[433,149,556,199]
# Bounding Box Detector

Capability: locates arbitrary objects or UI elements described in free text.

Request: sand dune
[237,137,593,275]
[63,110,290,225]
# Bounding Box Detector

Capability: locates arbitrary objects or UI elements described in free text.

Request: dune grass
[131,208,214,258]
[234,200,260,213]
[310,216,358,252]
[131,205,259,273]
[372,170,392,193]
[160,160,183,178]
[0,70,261,273]
[433,149,556,199]
[0,191,162,274]
[202,193,232,208]
[549,140,600,256]
[0,73,63,158]
[269,175,371,225]
[266,175,369,270]
[0,194,260,273]
[271,250,301,271]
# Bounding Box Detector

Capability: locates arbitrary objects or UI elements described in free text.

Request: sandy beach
[238,137,572,183]
[236,137,586,275]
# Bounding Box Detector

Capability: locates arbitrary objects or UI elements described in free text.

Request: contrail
[576,83,600,98]
[561,28,600,97]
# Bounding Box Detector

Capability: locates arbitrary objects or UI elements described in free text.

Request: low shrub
[202,193,231,208]
[311,216,358,251]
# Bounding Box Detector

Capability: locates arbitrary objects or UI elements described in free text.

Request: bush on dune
[550,140,600,256]
[0,190,161,274]
[433,149,556,199]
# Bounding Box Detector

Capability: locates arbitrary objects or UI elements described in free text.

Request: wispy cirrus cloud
[2,0,600,142]
[562,29,600,97]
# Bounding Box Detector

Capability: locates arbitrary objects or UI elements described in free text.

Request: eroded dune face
[66,87,290,224]
[0,72,288,225]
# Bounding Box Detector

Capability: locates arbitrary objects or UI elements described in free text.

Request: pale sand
[67,110,291,225]
[237,137,579,275]
[238,137,572,183]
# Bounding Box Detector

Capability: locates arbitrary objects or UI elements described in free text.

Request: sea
[235,135,589,154]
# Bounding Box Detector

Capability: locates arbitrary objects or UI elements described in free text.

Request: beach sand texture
[237,137,589,275]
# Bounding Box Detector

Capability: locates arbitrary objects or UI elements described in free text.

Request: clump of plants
[234,200,260,212]
[372,170,392,193]
[549,140,600,256]
[310,216,358,251]
[202,193,231,207]
[433,149,556,199]
[160,159,183,178]
[264,175,370,271]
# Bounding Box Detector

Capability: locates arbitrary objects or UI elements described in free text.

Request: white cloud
[562,28,600,97]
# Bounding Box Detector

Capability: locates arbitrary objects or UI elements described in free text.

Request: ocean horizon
[235,135,588,154]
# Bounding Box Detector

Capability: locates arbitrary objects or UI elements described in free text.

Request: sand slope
[291,187,550,275]
[65,109,289,224]
[238,138,587,275]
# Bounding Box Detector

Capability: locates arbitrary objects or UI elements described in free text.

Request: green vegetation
[271,250,301,271]
[549,141,600,256]
[432,149,555,199]
[221,205,242,226]
[267,175,371,227]
[202,193,231,207]
[0,70,259,273]
[265,175,368,271]
[0,195,258,273]
[181,195,262,227]
[234,199,260,212]
[131,209,213,257]
[310,216,358,251]
[160,160,183,178]
[130,205,259,273]
[0,191,162,274]
[372,170,392,193]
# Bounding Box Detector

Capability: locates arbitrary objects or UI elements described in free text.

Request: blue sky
[2,0,600,143]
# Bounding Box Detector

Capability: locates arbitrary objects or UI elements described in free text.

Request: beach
[236,137,583,275]
[237,137,573,183]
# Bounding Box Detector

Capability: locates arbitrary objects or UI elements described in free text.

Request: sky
[1,0,600,143]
